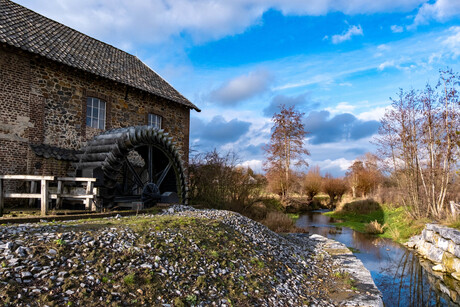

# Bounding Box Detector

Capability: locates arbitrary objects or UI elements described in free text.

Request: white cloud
[428,52,443,64]
[357,106,389,122]
[15,0,424,46]
[391,25,404,33]
[209,70,272,105]
[316,158,353,174]
[374,44,391,57]
[273,0,424,15]
[378,44,390,50]
[325,102,356,115]
[330,25,364,44]
[442,26,460,58]
[273,74,334,90]
[412,0,460,28]
[238,160,263,173]
[378,60,396,70]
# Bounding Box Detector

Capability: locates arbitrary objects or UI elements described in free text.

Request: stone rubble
[0,205,378,306]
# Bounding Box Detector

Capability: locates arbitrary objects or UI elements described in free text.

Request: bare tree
[376,70,459,219]
[189,150,264,209]
[264,105,310,199]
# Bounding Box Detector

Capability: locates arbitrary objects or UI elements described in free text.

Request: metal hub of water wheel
[76,126,188,208]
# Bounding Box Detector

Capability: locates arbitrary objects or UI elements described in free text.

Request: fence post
[56,179,63,209]
[85,180,95,211]
[0,178,3,217]
[41,179,49,216]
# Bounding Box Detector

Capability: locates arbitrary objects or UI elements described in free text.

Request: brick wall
[0,44,191,179]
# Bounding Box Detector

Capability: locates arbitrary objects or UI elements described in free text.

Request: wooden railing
[0,175,96,217]
[52,177,97,212]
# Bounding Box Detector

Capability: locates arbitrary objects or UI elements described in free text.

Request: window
[148,113,162,129]
[86,97,106,129]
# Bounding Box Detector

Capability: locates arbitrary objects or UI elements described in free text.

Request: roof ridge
[0,0,201,112]
[2,0,137,58]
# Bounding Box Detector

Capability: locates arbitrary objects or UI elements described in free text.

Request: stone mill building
[0,0,200,181]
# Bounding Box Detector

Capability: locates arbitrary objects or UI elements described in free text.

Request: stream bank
[295,210,460,306]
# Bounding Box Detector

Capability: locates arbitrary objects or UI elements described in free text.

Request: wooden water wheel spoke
[124,156,144,188]
[148,145,154,184]
[156,161,172,187]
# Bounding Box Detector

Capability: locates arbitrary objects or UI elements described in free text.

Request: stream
[295,210,460,306]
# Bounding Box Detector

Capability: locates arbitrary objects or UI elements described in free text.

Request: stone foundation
[406,224,460,279]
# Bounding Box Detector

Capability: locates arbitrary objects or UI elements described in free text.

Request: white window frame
[86,97,106,129]
[148,113,162,129]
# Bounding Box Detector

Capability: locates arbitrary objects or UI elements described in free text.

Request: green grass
[447,217,460,230]
[347,247,361,253]
[123,273,136,285]
[260,198,284,212]
[325,203,427,243]
[287,213,300,220]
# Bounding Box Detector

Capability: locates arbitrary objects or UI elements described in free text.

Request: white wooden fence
[0,175,96,217]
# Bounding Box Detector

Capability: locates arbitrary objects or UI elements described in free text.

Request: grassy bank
[324,200,428,243]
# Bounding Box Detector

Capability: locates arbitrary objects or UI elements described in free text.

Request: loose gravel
[0,205,353,306]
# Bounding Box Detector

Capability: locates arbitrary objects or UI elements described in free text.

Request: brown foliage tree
[304,166,322,200]
[264,105,310,199]
[322,175,348,205]
[346,153,383,198]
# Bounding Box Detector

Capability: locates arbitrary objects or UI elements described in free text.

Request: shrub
[261,211,295,233]
[365,220,386,234]
[322,176,348,204]
[189,150,265,210]
[338,199,381,214]
[261,197,283,211]
[304,166,322,200]
[246,201,268,220]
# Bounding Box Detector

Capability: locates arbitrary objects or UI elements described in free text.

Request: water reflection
[295,211,460,306]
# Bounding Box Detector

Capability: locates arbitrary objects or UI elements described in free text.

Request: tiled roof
[0,0,200,111]
[30,144,82,162]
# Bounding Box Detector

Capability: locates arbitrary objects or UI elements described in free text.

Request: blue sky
[17,0,460,175]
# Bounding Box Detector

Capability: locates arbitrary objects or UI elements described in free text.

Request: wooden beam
[4,193,42,198]
[0,175,54,180]
[50,194,94,199]
[57,177,97,182]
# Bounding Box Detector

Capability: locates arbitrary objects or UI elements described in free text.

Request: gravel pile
[0,205,343,306]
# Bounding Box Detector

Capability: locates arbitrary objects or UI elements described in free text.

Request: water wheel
[76,126,188,208]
